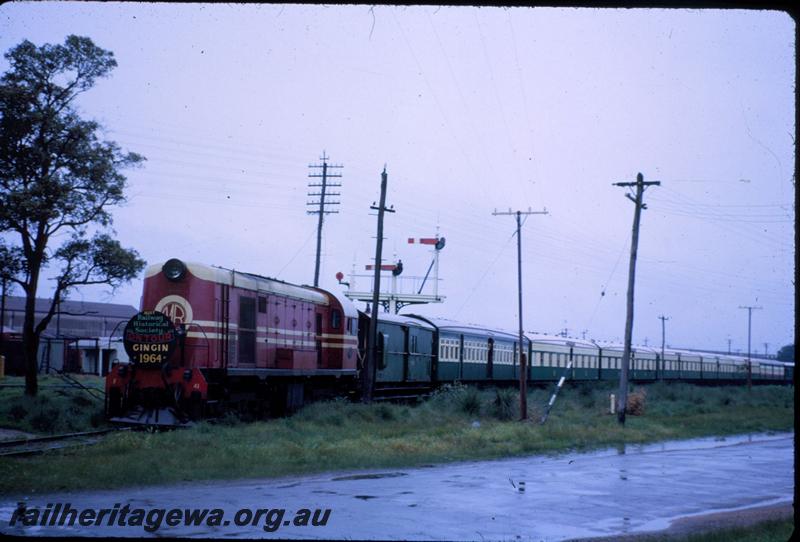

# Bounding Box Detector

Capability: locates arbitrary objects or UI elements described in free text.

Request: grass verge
[678,518,794,542]
[0,375,107,434]
[626,518,795,542]
[680,518,794,542]
[0,381,793,494]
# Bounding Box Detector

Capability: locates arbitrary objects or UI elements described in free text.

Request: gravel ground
[0,427,35,441]
[570,502,794,541]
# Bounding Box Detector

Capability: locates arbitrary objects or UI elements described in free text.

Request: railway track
[0,428,129,457]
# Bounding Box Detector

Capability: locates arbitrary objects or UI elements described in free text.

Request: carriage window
[258,296,267,313]
[378,333,388,369]
[331,309,341,329]
[411,335,418,354]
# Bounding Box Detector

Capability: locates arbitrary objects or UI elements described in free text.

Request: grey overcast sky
[0,2,794,353]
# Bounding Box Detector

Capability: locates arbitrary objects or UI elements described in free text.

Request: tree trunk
[23,327,40,396]
[22,258,42,397]
[23,294,40,396]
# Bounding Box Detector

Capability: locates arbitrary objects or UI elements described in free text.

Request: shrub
[490,388,516,420]
[9,404,28,421]
[375,403,396,421]
[577,383,593,397]
[626,389,646,416]
[30,408,60,432]
[216,411,242,426]
[71,395,94,407]
[458,386,482,416]
[90,411,105,428]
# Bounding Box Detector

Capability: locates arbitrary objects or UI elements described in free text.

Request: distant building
[0,296,138,376]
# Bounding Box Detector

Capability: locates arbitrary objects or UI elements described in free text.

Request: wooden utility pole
[738,305,762,389]
[307,152,342,287]
[658,314,670,379]
[361,166,394,403]
[492,207,548,420]
[613,172,660,425]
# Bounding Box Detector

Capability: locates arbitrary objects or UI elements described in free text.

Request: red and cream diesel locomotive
[106,258,359,425]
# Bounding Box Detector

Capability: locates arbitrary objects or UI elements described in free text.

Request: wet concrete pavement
[0,432,793,540]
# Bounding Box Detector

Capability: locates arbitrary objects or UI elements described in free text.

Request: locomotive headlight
[163,258,187,282]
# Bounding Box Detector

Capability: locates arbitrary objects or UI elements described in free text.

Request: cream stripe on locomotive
[191,322,355,340]
[261,328,354,339]
[264,338,357,348]
[193,320,238,330]
[187,332,356,345]
[187,331,224,340]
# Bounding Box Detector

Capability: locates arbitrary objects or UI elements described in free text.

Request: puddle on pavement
[332,472,408,481]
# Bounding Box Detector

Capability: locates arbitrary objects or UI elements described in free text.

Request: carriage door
[238,296,256,366]
[218,284,231,367]
[402,326,410,382]
[315,311,323,368]
[487,338,494,379]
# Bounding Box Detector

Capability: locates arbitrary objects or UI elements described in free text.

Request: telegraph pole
[738,305,762,389]
[362,166,394,403]
[492,207,548,420]
[658,315,670,361]
[613,172,660,425]
[658,315,669,381]
[307,152,342,287]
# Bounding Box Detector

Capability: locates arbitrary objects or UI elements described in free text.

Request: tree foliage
[776,344,794,362]
[0,35,145,395]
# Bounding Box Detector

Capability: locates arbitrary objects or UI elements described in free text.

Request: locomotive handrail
[180,322,212,367]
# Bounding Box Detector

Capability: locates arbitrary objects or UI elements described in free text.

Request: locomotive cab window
[331,309,341,330]
[258,296,267,313]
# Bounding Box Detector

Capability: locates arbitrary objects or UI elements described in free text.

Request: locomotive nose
[162,258,187,281]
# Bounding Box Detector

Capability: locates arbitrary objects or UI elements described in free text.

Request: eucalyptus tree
[0,36,145,395]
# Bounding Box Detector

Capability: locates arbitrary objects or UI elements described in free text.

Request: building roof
[2,296,138,319]
[2,296,138,338]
